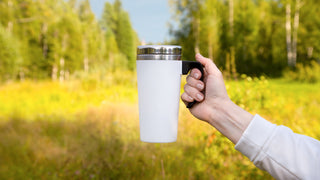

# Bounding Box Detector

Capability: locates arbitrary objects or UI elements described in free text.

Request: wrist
[208,99,254,144]
[208,98,234,125]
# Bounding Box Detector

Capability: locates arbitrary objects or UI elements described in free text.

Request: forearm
[208,100,254,144]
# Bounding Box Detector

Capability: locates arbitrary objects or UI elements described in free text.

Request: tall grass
[0,73,319,179]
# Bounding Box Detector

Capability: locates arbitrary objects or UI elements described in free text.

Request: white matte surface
[137,60,182,143]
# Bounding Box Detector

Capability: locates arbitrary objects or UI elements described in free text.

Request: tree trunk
[19,67,25,82]
[59,34,68,82]
[307,46,313,58]
[229,0,234,39]
[193,16,200,54]
[83,37,89,72]
[231,47,237,80]
[226,52,231,79]
[59,58,65,82]
[52,64,58,81]
[229,0,236,79]
[208,32,213,60]
[65,70,70,81]
[84,57,89,73]
[109,53,114,71]
[41,23,48,58]
[292,0,301,67]
[7,1,13,33]
[7,21,13,33]
[286,3,293,67]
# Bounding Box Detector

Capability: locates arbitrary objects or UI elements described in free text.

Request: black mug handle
[182,61,204,108]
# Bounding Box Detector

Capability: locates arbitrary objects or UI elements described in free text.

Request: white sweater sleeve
[235,114,320,180]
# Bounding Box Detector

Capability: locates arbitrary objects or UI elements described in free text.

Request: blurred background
[0,0,320,179]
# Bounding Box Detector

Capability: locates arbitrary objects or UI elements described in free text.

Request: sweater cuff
[234,114,277,161]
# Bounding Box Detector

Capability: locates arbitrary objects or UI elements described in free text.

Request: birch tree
[286,0,303,67]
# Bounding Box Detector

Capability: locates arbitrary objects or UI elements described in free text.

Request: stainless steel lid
[137,45,182,60]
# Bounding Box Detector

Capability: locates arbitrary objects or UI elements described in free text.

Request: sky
[89,0,173,44]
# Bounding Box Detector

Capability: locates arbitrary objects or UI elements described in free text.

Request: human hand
[181,54,253,144]
[181,53,231,124]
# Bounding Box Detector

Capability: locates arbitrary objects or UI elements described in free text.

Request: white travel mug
[136,45,204,143]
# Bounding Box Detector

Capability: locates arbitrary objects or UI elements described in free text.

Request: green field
[0,75,319,179]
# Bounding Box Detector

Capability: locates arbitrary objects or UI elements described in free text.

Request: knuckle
[186,74,194,83]
[186,77,194,85]
[182,92,193,102]
[186,75,191,83]
[181,93,185,100]
[183,84,189,92]
[192,68,200,74]
[185,85,197,96]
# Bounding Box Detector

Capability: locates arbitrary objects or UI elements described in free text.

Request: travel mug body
[136,45,203,143]
[137,60,182,143]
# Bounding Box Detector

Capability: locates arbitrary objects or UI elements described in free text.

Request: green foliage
[100,0,137,71]
[170,0,320,77]
[283,61,320,83]
[0,0,138,81]
[56,13,84,72]
[298,0,320,62]
[0,25,21,81]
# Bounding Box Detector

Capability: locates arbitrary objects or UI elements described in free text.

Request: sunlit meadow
[0,72,320,179]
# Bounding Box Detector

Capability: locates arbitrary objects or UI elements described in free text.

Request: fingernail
[196,93,203,101]
[196,53,203,58]
[197,83,203,90]
[194,73,199,79]
[188,95,194,101]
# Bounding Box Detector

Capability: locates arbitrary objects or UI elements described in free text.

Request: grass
[0,73,319,179]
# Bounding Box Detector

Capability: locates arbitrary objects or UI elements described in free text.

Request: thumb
[195,53,221,76]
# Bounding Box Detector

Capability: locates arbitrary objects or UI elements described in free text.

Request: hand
[181,53,230,124]
[181,53,253,144]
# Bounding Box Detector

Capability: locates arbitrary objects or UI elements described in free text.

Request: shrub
[283,61,320,83]
[227,74,271,112]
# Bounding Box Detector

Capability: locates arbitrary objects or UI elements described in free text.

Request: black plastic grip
[182,61,204,108]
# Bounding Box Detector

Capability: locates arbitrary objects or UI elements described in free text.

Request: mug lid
[137,45,181,55]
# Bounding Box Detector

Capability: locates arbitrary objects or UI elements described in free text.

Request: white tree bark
[52,64,58,81]
[84,57,89,73]
[229,0,236,79]
[19,67,25,82]
[59,58,65,82]
[229,0,234,39]
[307,46,313,58]
[41,23,48,58]
[83,37,89,73]
[59,34,68,82]
[292,0,302,67]
[193,16,200,54]
[7,21,13,33]
[7,1,13,33]
[208,32,213,60]
[286,3,293,66]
